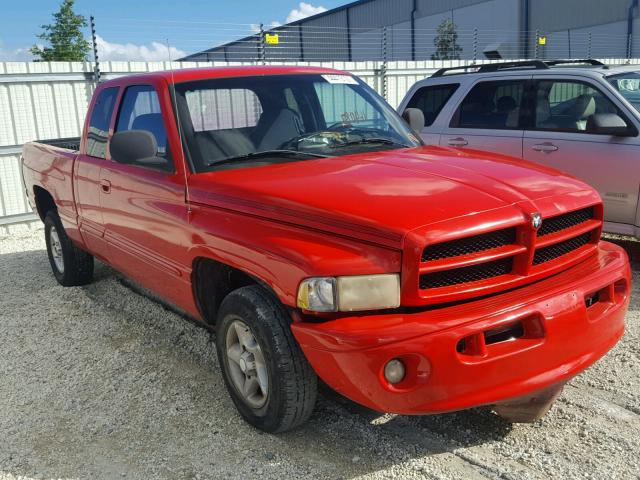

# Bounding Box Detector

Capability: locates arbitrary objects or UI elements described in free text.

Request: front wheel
[216,285,317,433]
[44,211,94,286]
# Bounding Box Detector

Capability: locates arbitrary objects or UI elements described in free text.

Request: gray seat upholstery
[194,129,255,166]
[252,108,303,150]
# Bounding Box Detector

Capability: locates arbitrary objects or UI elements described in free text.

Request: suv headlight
[297,274,401,312]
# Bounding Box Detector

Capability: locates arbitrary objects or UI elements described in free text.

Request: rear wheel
[44,211,94,286]
[216,285,317,433]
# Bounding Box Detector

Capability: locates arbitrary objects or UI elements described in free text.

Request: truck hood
[189,146,594,247]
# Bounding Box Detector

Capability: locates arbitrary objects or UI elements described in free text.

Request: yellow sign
[538,36,547,46]
[265,33,279,45]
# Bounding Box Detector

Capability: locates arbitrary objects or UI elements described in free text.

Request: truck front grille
[422,228,515,261]
[533,232,592,265]
[537,207,594,237]
[420,258,513,289]
[417,206,599,292]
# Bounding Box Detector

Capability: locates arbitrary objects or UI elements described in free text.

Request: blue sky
[0,0,351,61]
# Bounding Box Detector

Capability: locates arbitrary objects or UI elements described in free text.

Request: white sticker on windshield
[321,74,359,85]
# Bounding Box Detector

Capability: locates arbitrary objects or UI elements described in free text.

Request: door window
[533,80,630,133]
[115,85,171,163]
[86,87,118,158]
[405,84,459,127]
[452,80,526,130]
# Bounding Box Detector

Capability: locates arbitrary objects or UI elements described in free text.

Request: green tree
[431,19,463,60]
[30,0,90,61]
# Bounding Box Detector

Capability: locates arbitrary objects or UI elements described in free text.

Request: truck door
[440,77,531,158]
[523,78,640,227]
[75,86,119,261]
[99,84,192,309]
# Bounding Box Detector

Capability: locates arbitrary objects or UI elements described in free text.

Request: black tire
[44,211,94,286]
[216,285,317,433]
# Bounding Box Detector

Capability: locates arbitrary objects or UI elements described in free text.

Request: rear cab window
[86,87,118,158]
[451,80,526,130]
[406,84,459,127]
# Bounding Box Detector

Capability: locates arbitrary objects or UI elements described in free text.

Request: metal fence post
[259,23,266,64]
[473,28,478,61]
[628,33,633,60]
[382,26,388,101]
[90,15,101,84]
[587,32,592,58]
[534,29,539,59]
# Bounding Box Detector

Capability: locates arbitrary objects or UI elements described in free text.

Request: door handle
[100,179,111,193]
[447,137,468,147]
[531,142,558,153]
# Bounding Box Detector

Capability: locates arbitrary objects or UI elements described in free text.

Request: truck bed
[21,139,80,226]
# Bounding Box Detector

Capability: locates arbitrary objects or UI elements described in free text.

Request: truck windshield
[174,73,422,172]
[607,71,640,113]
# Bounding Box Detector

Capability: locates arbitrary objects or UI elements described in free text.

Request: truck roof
[100,65,347,86]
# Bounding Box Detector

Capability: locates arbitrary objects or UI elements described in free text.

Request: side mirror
[402,108,425,132]
[110,130,168,168]
[587,113,634,136]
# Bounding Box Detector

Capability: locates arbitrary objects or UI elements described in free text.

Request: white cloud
[251,2,326,33]
[285,2,327,23]
[96,35,186,62]
[0,40,33,61]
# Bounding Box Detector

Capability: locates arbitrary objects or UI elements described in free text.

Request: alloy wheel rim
[50,226,64,273]
[225,319,269,409]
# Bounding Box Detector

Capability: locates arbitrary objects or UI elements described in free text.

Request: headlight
[297,274,400,312]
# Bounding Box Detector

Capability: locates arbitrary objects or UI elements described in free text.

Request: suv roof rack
[431,59,607,77]
[544,59,607,68]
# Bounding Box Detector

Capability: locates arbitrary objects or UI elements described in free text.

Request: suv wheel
[216,285,317,433]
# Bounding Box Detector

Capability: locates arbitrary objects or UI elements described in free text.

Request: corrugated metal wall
[528,0,631,33]
[187,0,640,62]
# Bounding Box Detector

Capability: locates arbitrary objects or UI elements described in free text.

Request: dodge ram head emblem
[531,213,542,230]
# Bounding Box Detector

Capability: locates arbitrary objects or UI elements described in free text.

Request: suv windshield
[607,71,640,113]
[174,73,422,172]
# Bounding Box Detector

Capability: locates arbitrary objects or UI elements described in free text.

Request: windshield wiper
[331,137,411,149]
[207,149,329,167]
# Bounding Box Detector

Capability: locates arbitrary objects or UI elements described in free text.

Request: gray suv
[398,60,640,239]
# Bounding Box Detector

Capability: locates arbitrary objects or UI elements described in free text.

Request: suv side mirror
[402,108,425,132]
[110,130,169,169]
[587,113,634,136]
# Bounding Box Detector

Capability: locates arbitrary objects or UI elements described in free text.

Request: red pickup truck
[22,66,631,433]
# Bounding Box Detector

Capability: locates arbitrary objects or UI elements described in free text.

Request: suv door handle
[100,179,111,193]
[531,142,558,153]
[447,137,468,147]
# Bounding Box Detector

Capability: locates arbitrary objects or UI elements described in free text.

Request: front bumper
[292,241,631,415]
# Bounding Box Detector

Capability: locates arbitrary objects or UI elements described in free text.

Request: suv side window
[452,80,526,130]
[406,84,459,127]
[115,85,173,168]
[534,80,632,134]
[86,87,118,159]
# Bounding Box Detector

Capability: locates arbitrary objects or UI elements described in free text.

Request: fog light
[384,359,406,384]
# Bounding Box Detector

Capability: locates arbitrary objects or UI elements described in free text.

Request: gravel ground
[0,228,639,480]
